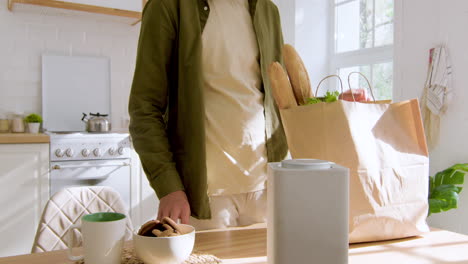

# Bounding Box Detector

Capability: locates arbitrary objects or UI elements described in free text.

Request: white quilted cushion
[31,186,133,253]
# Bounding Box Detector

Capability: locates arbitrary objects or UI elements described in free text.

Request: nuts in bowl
[133,217,195,264]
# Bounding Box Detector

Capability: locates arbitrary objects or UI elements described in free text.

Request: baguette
[283,44,313,105]
[268,62,298,109]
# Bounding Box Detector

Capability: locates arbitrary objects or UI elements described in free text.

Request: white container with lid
[267,159,349,264]
[11,113,25,133]
[0,113,9,133]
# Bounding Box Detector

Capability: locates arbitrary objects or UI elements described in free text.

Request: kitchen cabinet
[0,144,49,258]
[7,0,146,21]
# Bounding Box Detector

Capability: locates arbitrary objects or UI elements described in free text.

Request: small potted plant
[24,113,43,134]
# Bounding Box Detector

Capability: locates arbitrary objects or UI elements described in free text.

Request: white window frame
[328,0,394,95]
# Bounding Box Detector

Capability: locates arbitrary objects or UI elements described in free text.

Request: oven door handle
[51,162,130,170]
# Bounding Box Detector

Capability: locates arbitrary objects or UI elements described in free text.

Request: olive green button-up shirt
[129,0,288,219]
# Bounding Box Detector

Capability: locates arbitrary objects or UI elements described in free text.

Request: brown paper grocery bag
[280,99,430,243]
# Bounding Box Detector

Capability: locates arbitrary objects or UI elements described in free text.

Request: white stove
[48,132,131,161]
[41,55,136,219]
[47,131,133,212]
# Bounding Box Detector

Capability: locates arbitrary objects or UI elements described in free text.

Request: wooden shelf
[131,18,141,26]
[131,0,147,25]
[8,0,142,20]
[0,133,50,144]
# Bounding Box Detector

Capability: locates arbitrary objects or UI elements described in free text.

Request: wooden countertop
[0,133,50,144]
[1,226,468,264]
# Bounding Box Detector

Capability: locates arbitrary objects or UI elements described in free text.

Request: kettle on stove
[81,112,111,132]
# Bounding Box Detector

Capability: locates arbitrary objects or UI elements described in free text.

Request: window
[331,0,394,100]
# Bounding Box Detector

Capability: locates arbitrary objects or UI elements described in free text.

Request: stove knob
[108,147,116,155]
[81,149,91,157]
[117,147,125,155]
[93,148,102,157]
[65,148,74,157]
[55,149,64,158]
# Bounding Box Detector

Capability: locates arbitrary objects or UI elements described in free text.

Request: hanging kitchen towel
[279,99,430,243]
[421,45,452,149]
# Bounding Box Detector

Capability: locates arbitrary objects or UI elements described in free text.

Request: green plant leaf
[429,176,435,194]
[434,163,468,186]
[428,164,468,216]
[434,169,465,186]
[451,163,468,171]
[431,184,459,201]
[428,185,459,216]
[429,199,446,214]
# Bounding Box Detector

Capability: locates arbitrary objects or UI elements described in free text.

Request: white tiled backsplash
[0,0,140,130]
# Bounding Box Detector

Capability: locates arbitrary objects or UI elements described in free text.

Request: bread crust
[268,62,297,109]
[283,44,312,105]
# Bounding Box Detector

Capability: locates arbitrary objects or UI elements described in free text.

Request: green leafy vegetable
[305,97,322,105]
[324,91,340,103]
[428,163,468,215]
[304,91,340,105]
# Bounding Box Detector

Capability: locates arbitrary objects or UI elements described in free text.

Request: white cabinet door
[130,149,159,229]
[61,0,143,12]
[0,144,49,257]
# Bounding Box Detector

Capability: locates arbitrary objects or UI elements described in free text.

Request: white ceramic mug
[68,212,127,264]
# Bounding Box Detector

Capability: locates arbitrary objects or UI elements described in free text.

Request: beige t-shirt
[202,0,267,196]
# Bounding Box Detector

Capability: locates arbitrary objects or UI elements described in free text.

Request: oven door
[50,159,131,211]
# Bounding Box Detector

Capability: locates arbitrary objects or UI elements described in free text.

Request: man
[129,0,288,229]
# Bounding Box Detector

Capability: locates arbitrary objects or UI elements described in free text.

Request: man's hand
[157,190,191,224]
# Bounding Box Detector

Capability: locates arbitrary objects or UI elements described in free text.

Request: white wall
[393,0,440,101]
[295,0,330,92]
[394,0,468,234]
[0,0,140,130]
[275,0,296,46]
[275,0,330,92]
